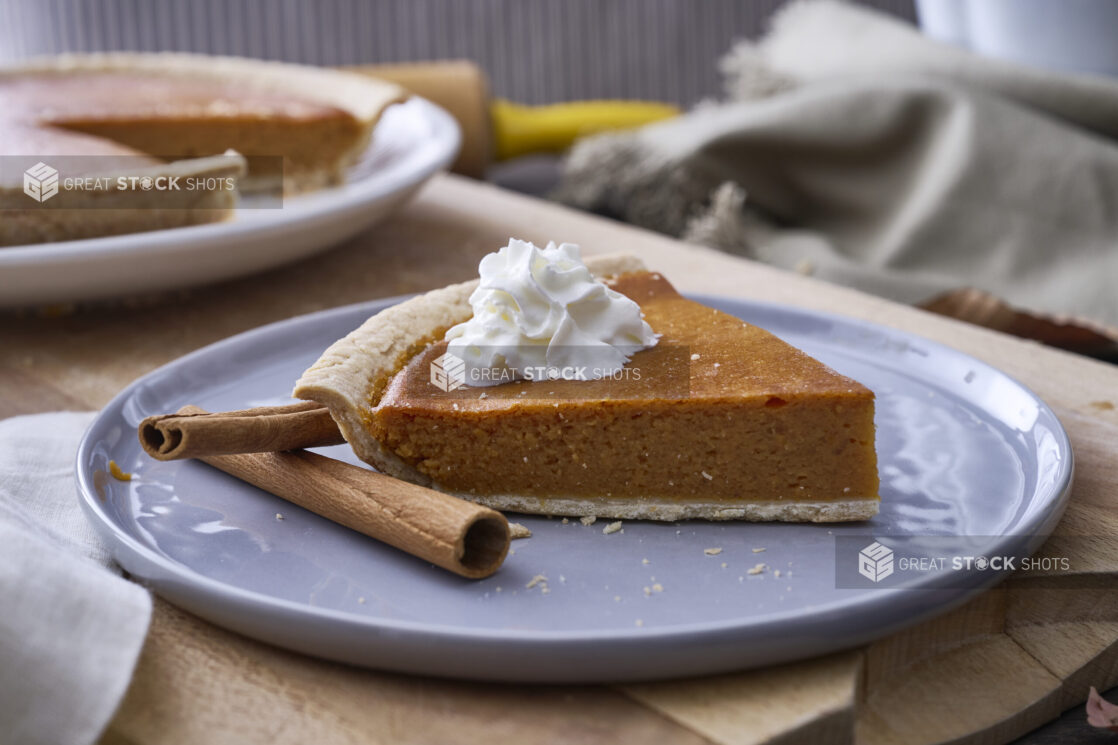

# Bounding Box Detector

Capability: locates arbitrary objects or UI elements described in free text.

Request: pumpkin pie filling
[2,72,365,191]
[366,271,879,518]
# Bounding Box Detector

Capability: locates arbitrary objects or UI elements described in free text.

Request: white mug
[917,0,1118,77]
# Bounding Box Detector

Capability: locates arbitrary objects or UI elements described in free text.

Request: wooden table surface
[3,174,1117,745]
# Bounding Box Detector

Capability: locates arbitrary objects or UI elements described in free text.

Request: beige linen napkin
[556,0,1118,352]
[726,0,1118,140]
[0,412,151,745]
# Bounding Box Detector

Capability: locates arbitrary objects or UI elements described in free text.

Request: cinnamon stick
[139,401,344,461]
[200,449,509,579]
[141,405,509,578]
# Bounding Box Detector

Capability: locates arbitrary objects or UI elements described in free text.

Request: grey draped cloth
[555,0,1118,347]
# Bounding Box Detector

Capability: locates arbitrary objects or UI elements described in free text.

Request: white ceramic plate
[0,97,459,307]
[76,295,1073,682]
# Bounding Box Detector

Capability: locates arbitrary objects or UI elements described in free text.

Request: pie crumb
[580,515,598,526]
[774,569,782,578]
[641,558,650,565]
[704,547,723,556]
[721,562,728,569]
[701,471,713,480]
[561,518,569,525]
[602,520,623,535]
[525,574,548,590]
[748,563,767,575]
[635,619,644,627]
[690,353,701,361]
[508,522,532,539]
[357,596,366,604]
[752,547,766,553]
[652,583,664,593]
[108,460,132,482]
[643,586,652,596]
[275,513,284,521]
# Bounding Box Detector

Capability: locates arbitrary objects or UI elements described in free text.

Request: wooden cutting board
[3,175,1116,745]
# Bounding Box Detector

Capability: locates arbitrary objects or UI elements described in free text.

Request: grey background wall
[0,0,916,106]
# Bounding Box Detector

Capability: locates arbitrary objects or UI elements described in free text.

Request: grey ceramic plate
[76,295,1073,682]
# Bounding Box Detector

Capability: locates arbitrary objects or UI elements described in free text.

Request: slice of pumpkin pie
[295,239,879,522]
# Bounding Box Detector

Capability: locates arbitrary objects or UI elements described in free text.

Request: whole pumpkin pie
[0,53,405,245]
[295,249,880,522]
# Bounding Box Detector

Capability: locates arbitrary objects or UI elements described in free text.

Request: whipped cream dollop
[445,239,658,387]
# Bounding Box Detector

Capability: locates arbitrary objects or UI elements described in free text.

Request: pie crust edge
[2,52,407,126]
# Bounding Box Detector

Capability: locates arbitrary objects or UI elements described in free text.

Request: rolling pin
[345,60,679,178]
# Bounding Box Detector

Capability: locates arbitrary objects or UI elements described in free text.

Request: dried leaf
[920,287,1118,358]
[1086,687,1118,731]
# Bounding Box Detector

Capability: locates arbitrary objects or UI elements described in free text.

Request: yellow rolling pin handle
[491,98,680,162]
